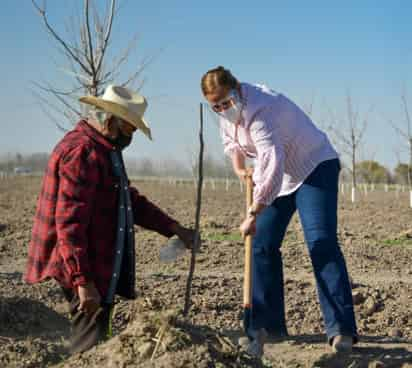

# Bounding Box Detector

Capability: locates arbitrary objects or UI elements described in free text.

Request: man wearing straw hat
[25,85,197,354]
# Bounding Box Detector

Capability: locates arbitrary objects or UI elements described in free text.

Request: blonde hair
[201,66,238,96]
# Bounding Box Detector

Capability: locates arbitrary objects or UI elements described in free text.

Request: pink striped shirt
[220,83,338,206]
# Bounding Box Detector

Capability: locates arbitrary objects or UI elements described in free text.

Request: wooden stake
[243,174,253,330]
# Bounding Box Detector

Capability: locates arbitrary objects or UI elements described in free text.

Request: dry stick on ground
[183,103,204,317]
[151,325,167,361]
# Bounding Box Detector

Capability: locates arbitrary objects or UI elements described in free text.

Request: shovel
[243,173,254,335]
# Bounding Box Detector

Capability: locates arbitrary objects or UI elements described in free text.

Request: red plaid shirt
[25,121,177,297]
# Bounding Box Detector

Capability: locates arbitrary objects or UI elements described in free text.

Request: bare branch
[401,92,411,138]
[65,53,87,88]
[328,125,351,148]
[33,81,84,97]
[354,106,372,147]
[302,91,316,117]
[31,0,92,75]
[84,0,96,78]
[95,0,116,75]
[91,0,105,52]
[58,67,92,85]
[31,90,74,130]
[327,108,352,148]
[32,81,82,117]
[121,59,151,87]
[122,50,162,88]
[327,92,371,190]
[64,15,89,62]
[105,33,140,77]
[131,76,146,92]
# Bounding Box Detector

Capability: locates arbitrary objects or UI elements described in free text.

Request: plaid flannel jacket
[25,121,177,297]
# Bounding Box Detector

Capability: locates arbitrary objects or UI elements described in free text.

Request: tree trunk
[352,145,356,189]
[408,137,412,190]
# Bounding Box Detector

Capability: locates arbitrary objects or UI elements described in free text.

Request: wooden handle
[243,174,253,307]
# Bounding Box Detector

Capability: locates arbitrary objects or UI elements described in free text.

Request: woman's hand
[236,167,254,183]
[232,151,254,183]
[239,215,257,238]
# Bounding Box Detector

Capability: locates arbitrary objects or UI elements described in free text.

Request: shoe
[239,329,288,347]
[238,328,267,358]
[331,335,353,353]
[238,336,250,348]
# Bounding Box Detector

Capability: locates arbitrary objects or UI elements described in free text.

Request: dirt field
[1,176,412,367]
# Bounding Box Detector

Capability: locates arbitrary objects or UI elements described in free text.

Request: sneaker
[331,335,353,353]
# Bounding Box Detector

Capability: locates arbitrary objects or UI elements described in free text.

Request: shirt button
[114,184,118,188]
[129,229,133,233]
[128,206,132,211]
[113,273,117,277]
[117,250,121,254]
[124,186,128,190]
[120,228,123,232]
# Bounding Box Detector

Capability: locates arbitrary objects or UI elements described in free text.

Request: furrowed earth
[1,177,412,367]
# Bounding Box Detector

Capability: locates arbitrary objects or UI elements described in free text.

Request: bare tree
[328,92,372,200]
[387,90,412,190]
[302,91,316,118]
[186,146,198,179]
[31,0,155,129]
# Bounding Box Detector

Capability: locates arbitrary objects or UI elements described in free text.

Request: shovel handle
[243,174,253,307]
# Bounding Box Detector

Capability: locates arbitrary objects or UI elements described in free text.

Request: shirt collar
[76,120,116,151]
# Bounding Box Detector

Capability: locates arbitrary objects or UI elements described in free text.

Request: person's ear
[105,116,118,139]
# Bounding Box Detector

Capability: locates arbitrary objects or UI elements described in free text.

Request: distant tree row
[1,152,410,185]
[0,153,49,173]
[340,161,411,185]
[125,154,237,179]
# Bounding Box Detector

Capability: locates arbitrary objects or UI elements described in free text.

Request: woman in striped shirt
[201,66,357,357]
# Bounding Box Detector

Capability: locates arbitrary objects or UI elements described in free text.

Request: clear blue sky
[1,0,412,169]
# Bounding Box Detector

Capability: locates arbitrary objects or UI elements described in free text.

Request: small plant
[382,238,412,247]
[205,232,243,243]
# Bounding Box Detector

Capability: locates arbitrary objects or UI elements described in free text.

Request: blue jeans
[250,159,357,342]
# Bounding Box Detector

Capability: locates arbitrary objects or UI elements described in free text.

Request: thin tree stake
[183,103,204,316]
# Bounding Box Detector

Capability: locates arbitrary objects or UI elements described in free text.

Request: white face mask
[218,91,242,124]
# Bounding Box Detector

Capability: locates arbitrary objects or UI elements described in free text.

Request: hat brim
[79,96,152,140]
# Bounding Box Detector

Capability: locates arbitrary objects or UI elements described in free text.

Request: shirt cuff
[224,144,240,157]
[164,220,179,238]
[71,273,91,287]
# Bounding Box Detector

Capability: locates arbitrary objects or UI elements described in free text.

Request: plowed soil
[1,177,412,367]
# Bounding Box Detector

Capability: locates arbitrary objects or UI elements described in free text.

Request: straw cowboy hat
[79,85,152,140]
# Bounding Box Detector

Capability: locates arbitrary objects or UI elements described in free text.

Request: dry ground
[0,176,412,367]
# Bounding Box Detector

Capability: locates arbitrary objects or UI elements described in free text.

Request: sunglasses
[210,91,236,112]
